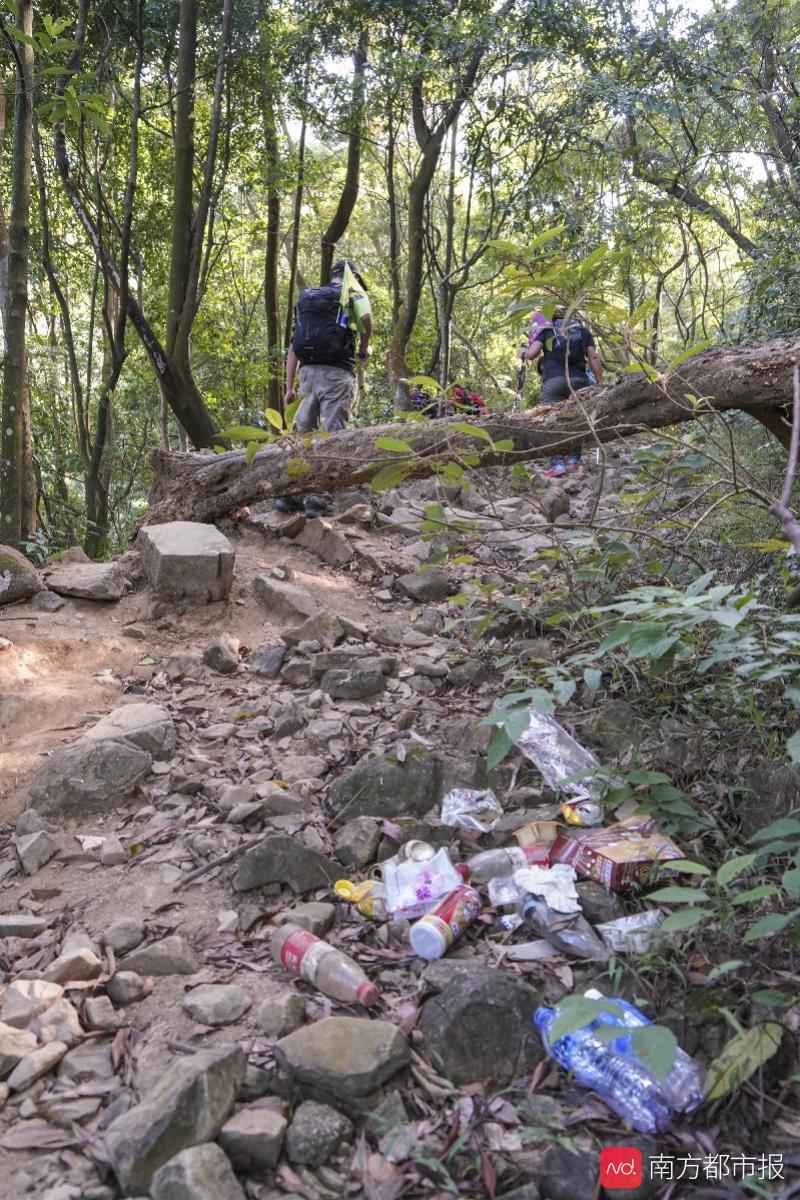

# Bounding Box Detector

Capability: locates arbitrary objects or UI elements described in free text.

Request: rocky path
[0,459,704,1200]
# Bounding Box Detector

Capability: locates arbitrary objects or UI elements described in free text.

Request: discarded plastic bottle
[334,879,387,920]
[466,844,550,884]
[534,992,705,1134]
[409,885,481,960]
[272,923,379,1007]
[522,897,608,961]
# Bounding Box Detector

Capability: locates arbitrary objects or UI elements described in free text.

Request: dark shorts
[540,375,590,404]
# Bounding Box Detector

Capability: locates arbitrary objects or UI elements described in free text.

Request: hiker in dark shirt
[523,309,603,477]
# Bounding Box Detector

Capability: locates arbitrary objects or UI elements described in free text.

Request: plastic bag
[516,711,603,806]
[523,898,609,961]
[596,910,665,954]
[382,847,463,919]
[513,863,582,914]
[441,788,503,833]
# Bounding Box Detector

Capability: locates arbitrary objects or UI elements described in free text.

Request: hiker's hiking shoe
[303,494,332,517]
[274,496,304,514]
[566,452,581,470]
[544,457,566,478]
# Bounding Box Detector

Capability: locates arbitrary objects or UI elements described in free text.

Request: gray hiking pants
[295,364,356,433]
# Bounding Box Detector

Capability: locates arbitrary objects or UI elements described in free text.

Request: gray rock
[282,612,345,647]
[238,1064,276,1101]
[107,971,151,1006]
[364,1091,409,1140]
[165,653,205,681]
[61,544,91,562]
[276,1017,409,1106]
[293,518,353,567]
[311,646,368,673]
[84,702,176,760]
[120,935,199,976]
[334,817,381,868]
[217,784,256,811]
[58,1038,115,1082]
[44,560,128,600]
[248,643,287,677]
[589,700,645,755]
[253,575,320,623]
[276,902,334,937]
[203,634,240,675]
[218,1106,287,1170]
[0,913,46,938]
[0,544,41,605]
[281,657,313,687]
[14,808,55,836]
[0,1023,38,1077]
[138,522,235,604]
[397,569,455,603]
[31,997,81,1048]
[419,969,544,1085]
[575,881,625,925]
[255,987,305,1038]
[235,835,338,894]
[1,979,63,1028]
[321,668,385,700]
[499,1187,541,1200]
[256,782,305,816]
[14,830,59,875]
[32,589,65,612]
[27,739,152,816]
[84,996,121,1031]
[182,984,251,1027]
[539,1146,598,1200]
[227,801,263,825]
[44,947,103,984]
[7,1041,67,1090]
[286,1100,353,1166]
[540,486,570,524]
[448,657,492,689]
[150,1142,246,1200]
[279,754,327,782]
[327,751,440,822]
[100,834,128,866]
[104,1045,246,1194]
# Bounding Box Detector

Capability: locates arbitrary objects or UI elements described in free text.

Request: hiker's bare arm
[285,346,299,403]
[359,312,372,357]
[587,345,603,383]
[524,339,543,363]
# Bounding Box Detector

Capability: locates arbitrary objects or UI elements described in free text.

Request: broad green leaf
[750,817,800,843]
[707,960,745,981]
[405,375,440,393]
[716,853,757,887]
[494,439,514,452]
[627,770,671,785]
[783,867,800,897]
[751,990,793,1008]
[370,463,414,492]
[666,339,713,370]
[660,860,712,876]
[264,408,284,431]
[598,622,632,653]
[627,623,679,659]
[285,399,300,430]
[375,436,413,453]
[548,996,625,1042]
[244,440,259,465]
[631,1025,678,1082]
[583,668,602,691]
[705,1023,784,1100]
[647,886,710,903]
[449,421,492,442]
[486,727,513,771]
[743,908,800,942]
[732,884,780,906]
[660,908,710,932]
[286,457,311,478]
[217,424,272,442]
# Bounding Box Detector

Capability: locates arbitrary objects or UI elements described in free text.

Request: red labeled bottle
[272,923,379,1007]
[409,885,482,960]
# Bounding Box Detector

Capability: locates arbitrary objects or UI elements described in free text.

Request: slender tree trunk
[1,0,33,547]
[319,31,368,282]
[166,0,197,365]
[261,10,282,412]
[283,98,307,351]
[84,288,118,558]
[0,81,8,322]
[385,102,401,328]
[20,377,35,540]
[438,119,458,393]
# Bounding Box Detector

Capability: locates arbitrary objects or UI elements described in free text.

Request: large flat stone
[104,1044,246,1194]
[83,702,176,760]
[253,575,320,623]
[27,739,152,816]
[326,751,441,822]
[292,519,354,567]
[219,1106,287,1170]
[120,935,199,976]
[138,522,235,604]
[234,835,338,894]
[276,1017,409,1106]
[150,1142,246,1200]
[0,545,41,606]
[44,560,128,600]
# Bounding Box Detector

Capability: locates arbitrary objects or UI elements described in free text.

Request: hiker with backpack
[522,309,603,478]
[275,260,372,515]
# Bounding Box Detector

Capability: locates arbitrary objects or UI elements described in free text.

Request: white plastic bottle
[409,885,481,960]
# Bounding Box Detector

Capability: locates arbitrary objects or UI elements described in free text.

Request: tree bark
[1,0,33,548]
[319,31,368,283]
[0,80,8,321]
[145,334,800,526]
[261,10,282,412]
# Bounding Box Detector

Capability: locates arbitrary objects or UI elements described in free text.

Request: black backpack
[550,321,588,374]
[291,285,354,366]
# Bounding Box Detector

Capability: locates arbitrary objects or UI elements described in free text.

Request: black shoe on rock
[274,496,304,514]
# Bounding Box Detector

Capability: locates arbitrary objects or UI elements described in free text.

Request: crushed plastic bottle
[272,923,379,1007]
[515,710,604,806]
[534,990,705,1133]
[466,844,550,884]
[522,897,608,961]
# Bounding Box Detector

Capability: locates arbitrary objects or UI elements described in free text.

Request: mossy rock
[0,545,42,606]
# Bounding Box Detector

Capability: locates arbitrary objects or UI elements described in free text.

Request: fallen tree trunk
[145,335,800,526]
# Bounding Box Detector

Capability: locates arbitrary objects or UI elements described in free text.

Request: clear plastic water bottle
[534,991,705,1134]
